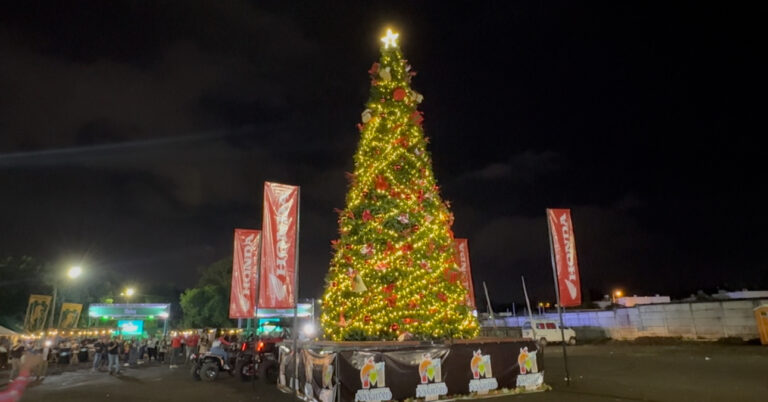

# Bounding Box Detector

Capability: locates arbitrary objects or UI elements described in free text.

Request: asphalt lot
[6,343,768,401]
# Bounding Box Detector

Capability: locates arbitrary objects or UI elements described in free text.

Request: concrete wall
[481,299,768,340]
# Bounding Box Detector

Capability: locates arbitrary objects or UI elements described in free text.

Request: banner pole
[254,231,263,333]
[293,186,301,395]
[546,209,571,386]
[47,285,58,333]
[521,276,537,340]
[482,281,497,330]
[23,295,33,332]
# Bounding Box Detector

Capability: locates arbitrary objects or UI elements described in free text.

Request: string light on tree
[320,29,479,341]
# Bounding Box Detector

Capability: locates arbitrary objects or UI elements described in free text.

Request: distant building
[617,295,671,307]
[594,294,671,308]
[712,289,768,300]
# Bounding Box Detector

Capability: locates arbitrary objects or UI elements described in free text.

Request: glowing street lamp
[612,290,624,304]
[67,266,82,279]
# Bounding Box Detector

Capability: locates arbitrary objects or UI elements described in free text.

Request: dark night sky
[1,1,765,305]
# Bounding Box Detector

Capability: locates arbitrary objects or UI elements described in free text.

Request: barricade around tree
[277,338,547,401]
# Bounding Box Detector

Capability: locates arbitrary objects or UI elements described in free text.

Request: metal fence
[481,299,768,340]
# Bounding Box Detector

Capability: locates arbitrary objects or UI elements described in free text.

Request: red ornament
[408,300,418,309]
[357,123,364,132]
[331,281,337,288]
[368,62,379,75]
[437,292,448,302]
[375,175,389,191]
[390,323,400,332]
[375,261,389,271]
[362,209,373,222]
[400,243,413,253]
[385,241,396,254]
[410,111,424,126]
[403,318,414,325]
[385,293,397,308]
[418,190,426,203]
[364,315,372,323]
[393,136,409,147]
[382,283,396,294]
[393,87,407,101]
[331,239,340,249]
[394,164,402,171]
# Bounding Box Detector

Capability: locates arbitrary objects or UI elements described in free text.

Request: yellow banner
[58,303,83,329]
[23,294,52,333]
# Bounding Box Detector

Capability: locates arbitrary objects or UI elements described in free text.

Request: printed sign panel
[454,238,477,309]
[58,302,83,329]
[229,229,261,318]
[24,294,52,332]
[259,182,299,309]
[547,208,582,307]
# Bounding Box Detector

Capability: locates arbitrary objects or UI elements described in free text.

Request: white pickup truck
[522,320,576,346]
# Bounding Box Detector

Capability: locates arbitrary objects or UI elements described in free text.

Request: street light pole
[46,266,83,332]
[47,284,58,331]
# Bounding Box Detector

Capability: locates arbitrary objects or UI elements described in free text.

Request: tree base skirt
[277,337,547,401]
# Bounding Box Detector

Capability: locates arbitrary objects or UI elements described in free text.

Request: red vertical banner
[547,209,582,307]
[454,238,477,310]
[229,229,261,318]
[259,182,299,309]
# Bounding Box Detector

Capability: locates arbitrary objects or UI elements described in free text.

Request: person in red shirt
[169,334,183,368]
[185,332,200,362]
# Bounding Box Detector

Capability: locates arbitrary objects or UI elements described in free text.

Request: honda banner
[454,238,476,310]
[259,182,300,309]
[546,209,582,307]
[229,229,261,318]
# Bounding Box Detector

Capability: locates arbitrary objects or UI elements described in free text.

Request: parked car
[522,320,576,346]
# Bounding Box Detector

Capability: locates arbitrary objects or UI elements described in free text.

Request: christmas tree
[320,29,479,341]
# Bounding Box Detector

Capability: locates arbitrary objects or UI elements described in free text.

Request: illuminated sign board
[117,320,144,336]
[256,303,313,318]
[88,304,170,319]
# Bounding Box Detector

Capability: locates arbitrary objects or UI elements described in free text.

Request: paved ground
[510,343,768,402]
[4,343,768,401]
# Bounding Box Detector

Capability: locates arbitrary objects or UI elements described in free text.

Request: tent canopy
[0,325,19,336]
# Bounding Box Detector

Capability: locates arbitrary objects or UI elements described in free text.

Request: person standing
[107,338,120,375]
[35,340,50,380]
[8,340,25,381]
[169,333,182,368]
[146,337,156,362]
[158,337,167,362]
[185,331,199,362]
[91,338,104,372]
[198,335,209,355]
[0,340,9,370]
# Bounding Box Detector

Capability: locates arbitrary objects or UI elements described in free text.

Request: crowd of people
[2,329,239,381]
[0,329,266,402]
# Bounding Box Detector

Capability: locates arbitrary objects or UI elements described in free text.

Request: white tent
[0,325,19,336]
